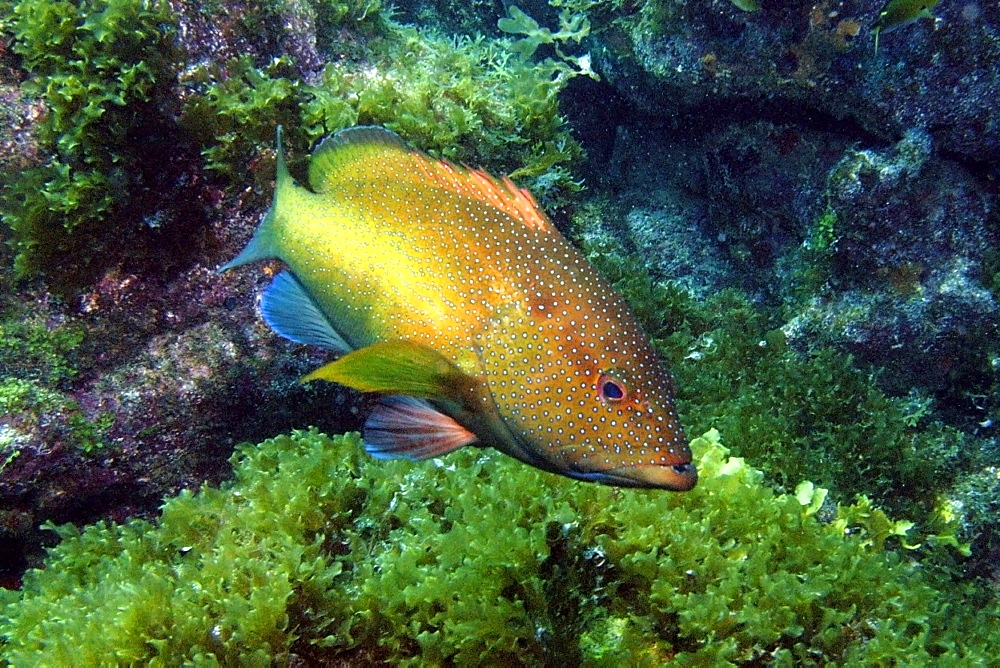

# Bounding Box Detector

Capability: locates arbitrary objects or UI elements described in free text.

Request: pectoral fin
[300,340,474,403]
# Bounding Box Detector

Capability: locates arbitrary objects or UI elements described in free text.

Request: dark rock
[594,1,1000,162]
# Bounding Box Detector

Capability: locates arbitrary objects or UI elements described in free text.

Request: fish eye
[598,373,627,402]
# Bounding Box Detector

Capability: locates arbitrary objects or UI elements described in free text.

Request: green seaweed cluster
[305,26,583,196]
[0,0,177,283]
[180,56,302,189]
[498,4,599,80]
[0,306,112,455]
[2,429,996,663]
[2,0,583,282]
[182,21,583,205]
[181,19,583,202]
[310,0,382,34]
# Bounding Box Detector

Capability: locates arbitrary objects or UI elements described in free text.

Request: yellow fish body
[222,126,696,490]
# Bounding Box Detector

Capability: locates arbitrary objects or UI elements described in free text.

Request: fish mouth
[603,462,698,491]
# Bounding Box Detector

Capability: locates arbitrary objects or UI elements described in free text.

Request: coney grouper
[221,126,697,490]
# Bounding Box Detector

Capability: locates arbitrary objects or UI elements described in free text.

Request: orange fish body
[222,126,696,490]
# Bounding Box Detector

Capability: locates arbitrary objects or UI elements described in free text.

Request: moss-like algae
[3,0,583,283]
[2,429,997,663]
[0,0,178,283]
[181,22,584,204]
[0,306,111,454]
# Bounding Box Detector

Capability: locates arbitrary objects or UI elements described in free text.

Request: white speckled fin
[260,271,352,353]
[364,395,477,460]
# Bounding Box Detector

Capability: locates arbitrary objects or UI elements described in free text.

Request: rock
[594,1,1000,162]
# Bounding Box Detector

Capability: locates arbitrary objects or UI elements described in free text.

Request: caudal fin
[218,126,291,273]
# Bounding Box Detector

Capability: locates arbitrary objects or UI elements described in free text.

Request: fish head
[478,301,697,491]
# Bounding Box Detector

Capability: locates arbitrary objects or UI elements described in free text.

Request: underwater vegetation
[0,0,589,580]
[0,0,583,286]
[0,314,110,458]
[2,428,998,664]
[181,25,584,202]
[0,0,180,285]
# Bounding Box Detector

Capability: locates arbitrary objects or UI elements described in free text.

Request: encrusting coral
[2,428,997,664]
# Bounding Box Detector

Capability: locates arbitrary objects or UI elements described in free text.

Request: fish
[221,126,697,490]
[730,0,761,12]
[872,0,940,53]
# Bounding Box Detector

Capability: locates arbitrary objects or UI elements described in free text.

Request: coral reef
[2,429,997,663]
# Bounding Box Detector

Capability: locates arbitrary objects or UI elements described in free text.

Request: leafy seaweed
[2,429,996,663]
[0,0,178,282]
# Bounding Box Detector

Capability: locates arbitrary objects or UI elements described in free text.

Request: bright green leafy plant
[2,428,996,663]
[498,4,598,80]
[179,19,584,206]
[0,0,177,282]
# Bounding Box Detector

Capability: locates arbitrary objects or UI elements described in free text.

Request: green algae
[180,55,301,188]
[498,4,598,80]
[183,22,585,204]
[1,428,996,663]
[0,0,178,283]
[2,0,583,283]
[0,308,111,454]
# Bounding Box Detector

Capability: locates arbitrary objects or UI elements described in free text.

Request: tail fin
[218,126,290,273]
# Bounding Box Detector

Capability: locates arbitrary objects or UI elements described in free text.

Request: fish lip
[602,462,698,491]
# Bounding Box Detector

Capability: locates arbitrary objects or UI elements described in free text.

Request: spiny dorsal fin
[308,125,555,234]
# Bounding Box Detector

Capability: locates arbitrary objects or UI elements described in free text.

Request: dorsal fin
[308,125,555,234]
